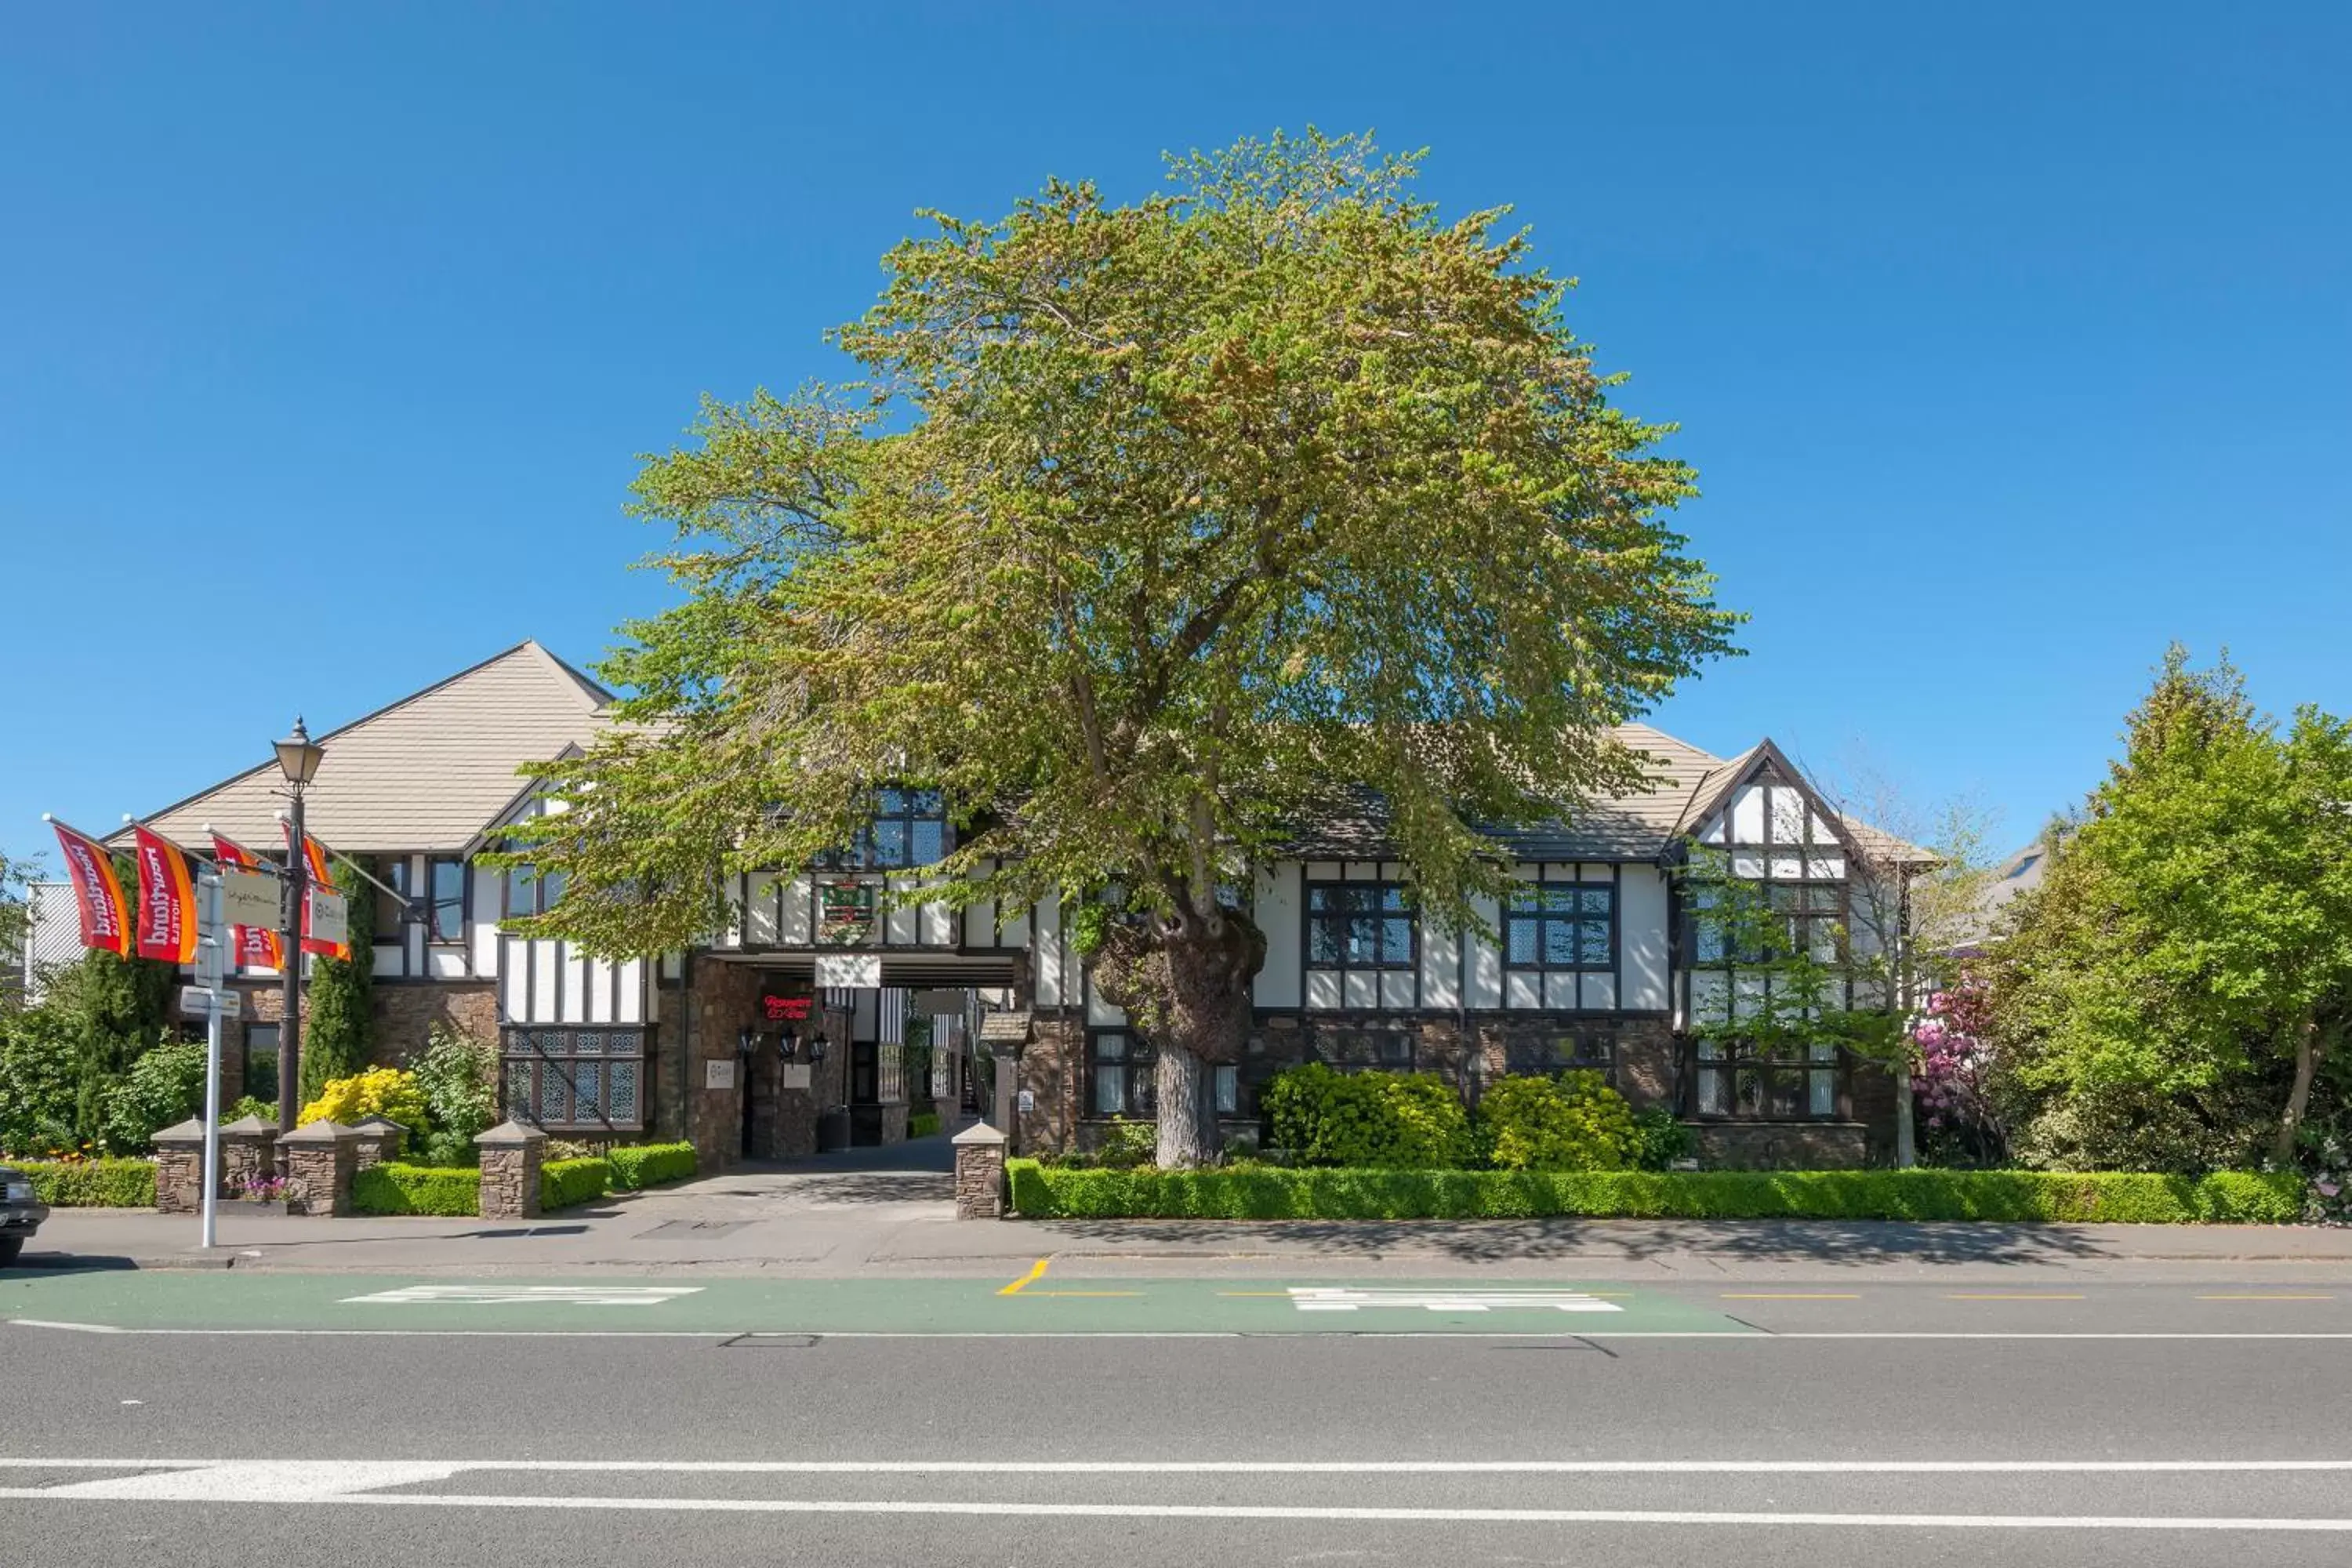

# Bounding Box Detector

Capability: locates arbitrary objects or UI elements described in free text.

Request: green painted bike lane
[0,1271,1752,1337]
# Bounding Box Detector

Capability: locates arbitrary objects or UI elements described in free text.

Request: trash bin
[815,1109,852,1153]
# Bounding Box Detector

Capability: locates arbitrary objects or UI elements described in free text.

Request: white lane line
[0,1489,2343,1530]
[33,1461,463,1501]
[339,1286,704,1307]
[7,1457,2352,1475]
[1287,1287,1624,1314]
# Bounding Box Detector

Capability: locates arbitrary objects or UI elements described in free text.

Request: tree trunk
[1155,1047,1207,1169]
[2274,1016,2325,1167]
[1894,1065,1918,1169]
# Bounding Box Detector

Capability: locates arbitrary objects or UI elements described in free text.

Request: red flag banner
[211,833,285,971]
[287,824,350,960]
[131,826,198,965]
[49,820,132,956]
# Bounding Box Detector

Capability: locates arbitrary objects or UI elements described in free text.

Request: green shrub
[1003,1161,2306,1224]
[94,1040,209,1156]
[1261,1064,1478,1169]
[350,1163,481,1217]
[227,1095,277,1125]
[412,1130,481,1168]
[1094,1116,1159,1169]
[909,1112,942,1139]
[0,1009,83,1157]
[1630,1106,1696,1171]
[605,1142,696,1190]
[409,1024,498,1146]
[10,1158,158,1207]
[539,1156,610,1210]
[1478,1070,1637,1171]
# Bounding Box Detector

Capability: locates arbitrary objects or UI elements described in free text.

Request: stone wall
[681,959,762,1168]
[209,977,499,1089]
[1693,1120,1871,1170]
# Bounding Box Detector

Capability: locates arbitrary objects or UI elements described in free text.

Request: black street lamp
[273,717,325,1135]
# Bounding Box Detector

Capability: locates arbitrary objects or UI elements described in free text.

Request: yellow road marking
[999,1258,1051,1297]
[2197,1294,2336,1301]
[1946,1294,2085,1301]
[1722,1293,1860,1300]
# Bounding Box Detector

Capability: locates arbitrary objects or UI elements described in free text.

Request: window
[820,789,948,871]
[1771,883,1846,964]
[1503,1032,1617,1080]
[1305,883,1416,970]
[373,859,408,942]
[1693,1038,1843,1120]
[504,863,565,919]
[428,858,466,943]
[500,1027,645,1130]
[242,1024,280,1101]
[1310,1027,1419,1072]
[1504,883,1613,970]
[1087,1033,1240,1119]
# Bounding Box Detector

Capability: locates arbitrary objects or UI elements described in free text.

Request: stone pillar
[476,1120,549,1219]
[217,1116,278,1196]
[349,1114,408,1171]
[278,1120,360,1217]
[151,1117,208,1214]
[953,1121,1008,1221]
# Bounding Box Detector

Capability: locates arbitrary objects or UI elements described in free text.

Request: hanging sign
[815,879,876,946]
[49,820,132,956]
[306,888,350,949]
[212,834,285,971]
[813,953,881,989]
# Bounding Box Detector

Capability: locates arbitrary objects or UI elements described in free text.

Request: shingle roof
[1283,723,1733,862]
[118,641,612,855]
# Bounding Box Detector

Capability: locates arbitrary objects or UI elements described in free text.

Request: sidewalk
[22,1164,2352,1283]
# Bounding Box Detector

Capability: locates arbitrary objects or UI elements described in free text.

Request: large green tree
[519,132,1737,1164]
[1990,648,2352,1168]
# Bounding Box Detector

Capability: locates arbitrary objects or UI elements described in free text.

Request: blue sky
[3,2,2345,871]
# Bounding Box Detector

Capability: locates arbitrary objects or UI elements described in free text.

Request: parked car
[0,1164,46,1265]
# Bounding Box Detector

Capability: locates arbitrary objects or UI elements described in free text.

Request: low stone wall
[1693,1120,1872,1171]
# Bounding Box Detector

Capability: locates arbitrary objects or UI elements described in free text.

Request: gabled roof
[118,641,612,855]
[1675,737,1936,866]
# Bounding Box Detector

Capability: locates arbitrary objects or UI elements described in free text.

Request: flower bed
[1004,1162,2305,1224]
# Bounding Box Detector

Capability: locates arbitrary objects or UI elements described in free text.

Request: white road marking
[338,1285,704,1307]
[1287,1287,1623,1314]
[7,1457,2352,1475]
[0,1477,2346,1531]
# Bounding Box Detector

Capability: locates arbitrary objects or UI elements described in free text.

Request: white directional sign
[177,985,241,1019]
[813,952,882,989]
[339,1285,705,1308]
[1285,1287,1623,1314]
[220,869,281,928]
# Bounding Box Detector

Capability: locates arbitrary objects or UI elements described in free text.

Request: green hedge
[539,1156,609,1211]
[1004,1162,2306,1224]
[605,1141,696,1190]
[909,1112,942,1139]
[352,1163,481,1217]
[9,1159,157,1207]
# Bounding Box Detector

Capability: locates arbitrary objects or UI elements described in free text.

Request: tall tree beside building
[299,874,376,1104]
[1988,648,2352,1169]
[519,131,1739,1165]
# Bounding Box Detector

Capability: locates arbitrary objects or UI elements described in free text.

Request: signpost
[194,869,227,1250]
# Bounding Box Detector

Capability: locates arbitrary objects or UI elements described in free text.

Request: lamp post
[273,717,325,1136]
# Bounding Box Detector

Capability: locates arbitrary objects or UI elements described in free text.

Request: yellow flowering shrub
[296,1068,430,1131]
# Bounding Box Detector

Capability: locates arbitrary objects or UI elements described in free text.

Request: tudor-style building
[93,641,1928,1170]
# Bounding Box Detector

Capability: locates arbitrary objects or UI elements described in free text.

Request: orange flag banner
[211,833,286,971]
[49,820,132,956]
[287,823,350,960]
[131,826,199,965]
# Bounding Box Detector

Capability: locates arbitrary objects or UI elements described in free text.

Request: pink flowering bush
[1911,979,2006,1166]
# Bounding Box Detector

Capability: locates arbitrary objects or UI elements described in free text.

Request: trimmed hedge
[9,1159,158,1208]
[539,1156,609,1211]
[1004,1161,2306,1224]
[909,1112,942,1139]
[606,1141,696,1191]
[352,1163,481,1217]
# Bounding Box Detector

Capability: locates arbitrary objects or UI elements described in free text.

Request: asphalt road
[3,1270,2350,1566]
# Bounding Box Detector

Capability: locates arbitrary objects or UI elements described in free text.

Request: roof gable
[121,641,612,855]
